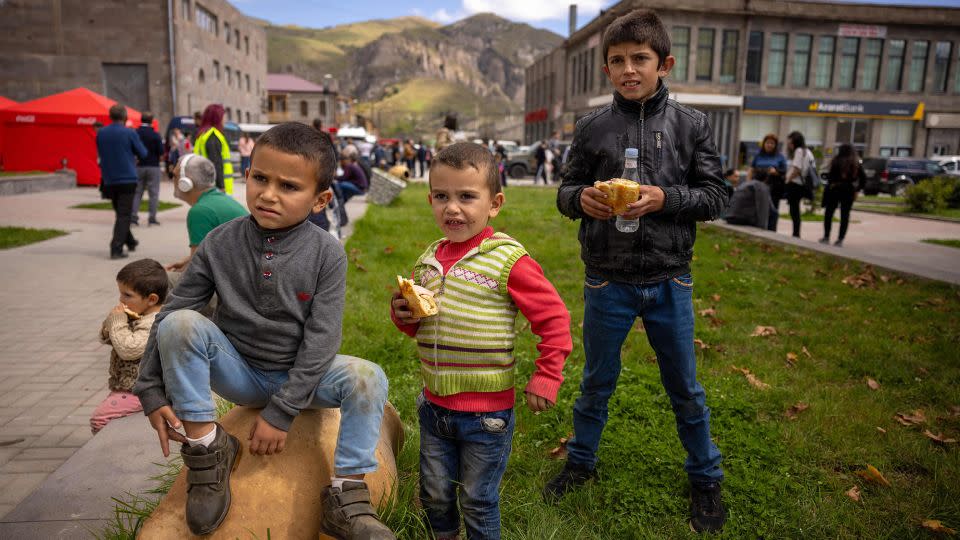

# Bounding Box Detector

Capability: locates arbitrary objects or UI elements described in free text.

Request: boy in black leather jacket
[547,9,728,534]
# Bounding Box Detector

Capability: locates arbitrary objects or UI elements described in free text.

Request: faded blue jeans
[566,273,724,485]
[417,392,514,540]
[157,310,388,476]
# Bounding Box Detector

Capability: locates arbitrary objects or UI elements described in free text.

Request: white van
[932,155,960,177]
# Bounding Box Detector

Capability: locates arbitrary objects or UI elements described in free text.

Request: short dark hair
[724,168,737,178]
[116,259,169,301]
[141,112,154,124]
[602,9,671,68]
[431,142,501,195]
[787,131,806,149]
[251,122,337,191]
[109,105,126,122]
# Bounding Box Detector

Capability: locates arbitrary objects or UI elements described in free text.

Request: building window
[246,111,251,123]
[955,54,960,93]
[792,34,812,87]
[571,55,578,96]
[257,79,260,95]
[235,29,240,50]
[198,68,205,83]
[933,41,952,93]
[245,74,251,92]
[767,33,787,87]
[879,120,914,156]
[886,39,906,91]
[838,37,859,89]
[860,38,882,91]
[696,28,715,81]
[746,31,763,84]
[181,0,191,20]
[213,60,220,80]
[908,40,929,92]
[195,4,217,35]
[320,100,327,117]
[835,118,869,155]
[300,100,308,117]
[225,66,231,86]
[720,30,738,83]
[225,107,231,121]
[672,27,690,83]
[225,22,231,44]
[245,36,249,55]
[815,36,835,89]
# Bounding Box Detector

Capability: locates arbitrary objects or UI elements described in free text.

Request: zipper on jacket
[639,100,645,281]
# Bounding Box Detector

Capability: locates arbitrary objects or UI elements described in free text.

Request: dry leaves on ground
[923,430,958,445]
[693,339,710,350]
[731,365,770,390]
[548,434,572,460]
[801,346,812,358]
[921,520,957,535]
[867,378,881,391]
[856,464,892,487]
[784,402,810,420]
[895,410,927,426]
[845,485,862,502]
[699,308,717,318]
[842,265,879,289]
[876,427,887,434]
[785,352,798,367]
[751,325,778,337]
[383,246,394,254]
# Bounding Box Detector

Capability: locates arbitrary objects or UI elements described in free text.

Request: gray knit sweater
[133,216,347,431]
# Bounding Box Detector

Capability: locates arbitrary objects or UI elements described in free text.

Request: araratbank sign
[744,96,923,120]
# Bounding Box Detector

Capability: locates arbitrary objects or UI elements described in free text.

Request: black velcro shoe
[320,480,396,540]
[543,460,597,502]
[180,424,241,535]
[689,481,726,533]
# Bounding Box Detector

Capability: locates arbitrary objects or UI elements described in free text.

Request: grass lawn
[70,200,181,212]
[859,195,905,205]
[854,204,960,221]
[922,239,960,249]
[0,226,68,249]
[108,185,960,539]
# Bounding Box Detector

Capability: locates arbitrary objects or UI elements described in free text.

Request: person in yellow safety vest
[194,104,235,194]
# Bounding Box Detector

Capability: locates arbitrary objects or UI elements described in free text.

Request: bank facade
[525,0,960,166]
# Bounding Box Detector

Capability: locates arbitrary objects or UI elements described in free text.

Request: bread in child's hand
[123,307,141,320]
[396,275,438,318]
[594,178,641,215]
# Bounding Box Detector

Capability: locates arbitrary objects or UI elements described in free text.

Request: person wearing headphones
[166,154,248,272]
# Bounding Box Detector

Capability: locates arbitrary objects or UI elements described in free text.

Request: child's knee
[344,359,388,402]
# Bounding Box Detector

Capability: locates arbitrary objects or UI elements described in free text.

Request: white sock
[186,425,217,448]
[331,476,360,490]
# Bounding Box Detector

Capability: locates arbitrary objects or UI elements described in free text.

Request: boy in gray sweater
[133,122,394,539]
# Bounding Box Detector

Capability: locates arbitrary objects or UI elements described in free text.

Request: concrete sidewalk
[0,180,367,528]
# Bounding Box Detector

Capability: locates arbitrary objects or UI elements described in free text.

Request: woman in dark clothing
[748,133,788,231]
[784,131,814,238]
[820,144,865,247]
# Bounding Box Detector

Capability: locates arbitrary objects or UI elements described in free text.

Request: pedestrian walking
[131,112,164,226]
[784,131,815,238]
[820,143,865,247]
[238,132,254,176]
[97,104,147,259]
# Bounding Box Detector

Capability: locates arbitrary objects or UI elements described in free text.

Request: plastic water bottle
[616,148,640,233]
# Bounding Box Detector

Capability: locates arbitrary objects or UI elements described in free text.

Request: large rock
[138,403,404,539]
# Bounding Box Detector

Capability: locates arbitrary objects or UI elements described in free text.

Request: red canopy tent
[0,96,18,169]
[0,88,158,186]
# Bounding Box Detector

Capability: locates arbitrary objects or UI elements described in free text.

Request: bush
[904,176,959,213]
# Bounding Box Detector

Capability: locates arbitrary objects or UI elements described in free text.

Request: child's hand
[622,185,665,218]
[147,405,187,457]
[248,415,287,455]
[525,391,554,413]
[580,186,615,220]
[391,291,421,325]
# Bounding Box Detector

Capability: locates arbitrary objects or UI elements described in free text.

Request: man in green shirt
[166,154,248,272]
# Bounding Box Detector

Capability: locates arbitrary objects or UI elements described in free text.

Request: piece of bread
[396,275,438,318]
[123,307,141,320]
[594,178,641,214]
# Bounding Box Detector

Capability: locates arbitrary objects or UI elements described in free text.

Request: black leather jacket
[557,82,728,285]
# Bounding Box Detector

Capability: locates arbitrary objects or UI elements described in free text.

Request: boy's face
[603,41,674,102]
[245,145,332,230]
[118,282,157,316]
[428,163,504,243]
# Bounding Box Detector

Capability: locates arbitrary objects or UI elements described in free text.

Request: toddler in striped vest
[391,142,572,540]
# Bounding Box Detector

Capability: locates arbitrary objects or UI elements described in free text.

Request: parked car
[505,142,571,179]
[861,157,947,196]
[932,155,960,177]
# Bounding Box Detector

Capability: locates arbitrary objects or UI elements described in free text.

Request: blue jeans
[336,180,363,203]
[157,310,388,476]
[417,392,514,540]
[566,274,723,484]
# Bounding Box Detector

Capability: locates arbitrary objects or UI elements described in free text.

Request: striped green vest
[414,233,528,396]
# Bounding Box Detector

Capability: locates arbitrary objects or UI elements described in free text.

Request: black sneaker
[320,480,396,540]
[543,460,597,502]
[689,482,726,533]
[181,424,242,535]
[126,239,138,252]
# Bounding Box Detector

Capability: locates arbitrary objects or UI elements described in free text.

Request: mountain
[266,14,563,136]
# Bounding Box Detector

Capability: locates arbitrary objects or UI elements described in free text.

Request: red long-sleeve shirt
[392,227,572,412]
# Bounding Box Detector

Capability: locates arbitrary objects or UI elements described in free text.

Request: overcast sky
[234,0,960,36]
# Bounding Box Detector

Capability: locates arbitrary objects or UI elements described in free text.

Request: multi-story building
[525,0,960,166]
[0,0,267,132]
[266,73,337,127]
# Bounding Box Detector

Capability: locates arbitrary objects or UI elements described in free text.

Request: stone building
[266,73,337,128]
[0,0,267,132]
[525,0,960,165]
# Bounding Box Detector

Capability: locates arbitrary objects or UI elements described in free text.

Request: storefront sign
[838,24,886,38]
[524,108,548,123]
[744,96,922,120]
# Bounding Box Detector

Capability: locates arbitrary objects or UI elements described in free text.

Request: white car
[932,155,960,177]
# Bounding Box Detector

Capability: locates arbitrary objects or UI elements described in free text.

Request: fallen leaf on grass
[711,294,721,302]
[730,247,743,256]
[845,485,861,502]
[921,520,957,535]
[751,326,778,337]
[713,243,720,252]
[785,352,798,366]
[548,434,572,459]
[694,339,710,350]
[383,246,394,254]
[842,266,879,289]
[784,402,809,420]
[876,427,887,434]
[798,292,809,300]
[801,346,812,358]
[731,365,770,389]
[917,367,930,376]
[856,464,891,487]
[709,317,725,328]
[867,378,881,391]
[777,276,789,285]
[923,430,958,445]
[699,308,717,317]
[895,410,926,426]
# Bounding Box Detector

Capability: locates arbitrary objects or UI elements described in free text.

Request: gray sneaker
[180,424,241,535]
[320,480,396,540]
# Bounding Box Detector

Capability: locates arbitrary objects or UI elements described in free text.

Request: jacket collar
[612,80,669,118]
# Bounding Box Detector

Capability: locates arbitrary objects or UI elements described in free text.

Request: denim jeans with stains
[565,273,724,485]
[417,392,514,540]
[157,310,388,476]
